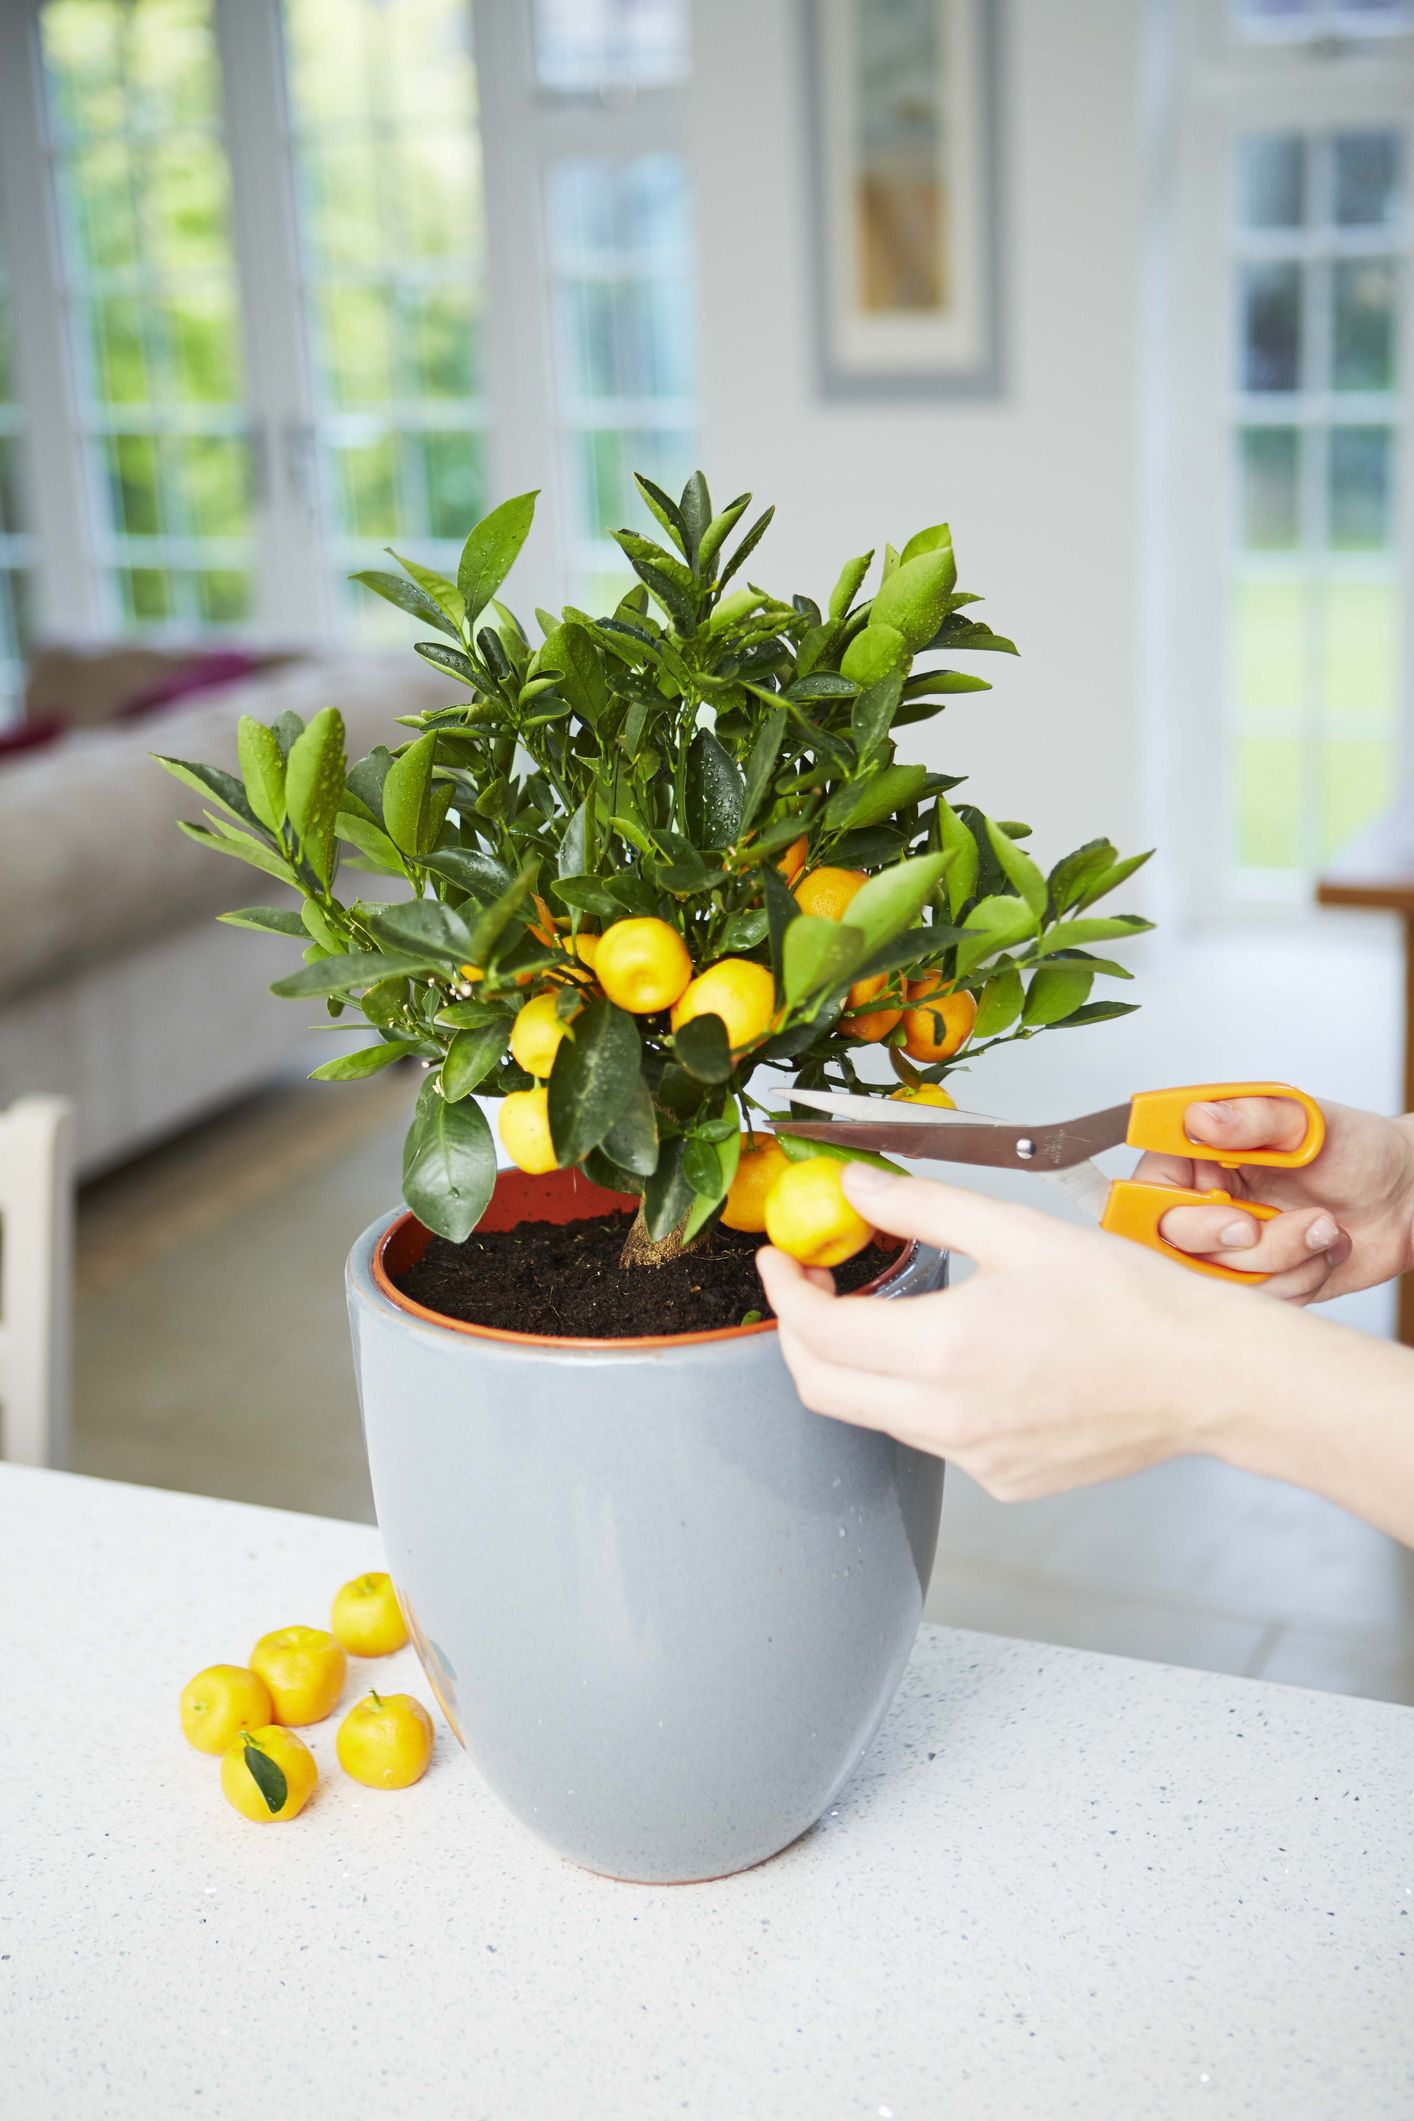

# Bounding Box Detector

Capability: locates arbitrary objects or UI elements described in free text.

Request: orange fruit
[890,1082,956,1108]
[764,1156,874,1268]
[841,972,902,1043]
[595,918,693,1014]
[721,1135,792,1233]
[331,1571,409,1657]
[336,1692,435,1791]
[180,1665,274,1755]
[249,1626,347,1726]
[793,867,867,922]
[220,1726,318,1824]
[670,959,777,1053]
[509,990,575,1078]
[776,834,809,886]
[902,977,976,1063]
[499,1087,557,1173]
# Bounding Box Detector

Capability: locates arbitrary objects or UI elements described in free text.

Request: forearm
[1203,1299,1414,1547]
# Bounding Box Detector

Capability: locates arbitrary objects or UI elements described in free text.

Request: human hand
[757,1162,1270,1500]
[1135,1097,1414,1302]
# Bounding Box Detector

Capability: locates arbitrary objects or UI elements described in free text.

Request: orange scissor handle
[1101,1181,1280,1282]
[1125,1083,1325,1170]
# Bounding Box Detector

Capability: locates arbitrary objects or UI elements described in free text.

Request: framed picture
[803,0,1003,397]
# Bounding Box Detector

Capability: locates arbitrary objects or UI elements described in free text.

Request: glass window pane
[332,437,398,539]
[396,136,483,264]
[313,286,395,407]
[0,434,28,538]
[1322,580,1399,716]
[534,0,690,90]
[1239,426,1301,548]
[0,303,15,404]
[1239,262,1302,391]
[1233,580,1305,708]
[384,0,477,123]
[168,288,241,405]
[1331,259,1398,391]
[1333,132,1403,228]
[118,566,172,623]
[195,568,251,624]
[409,288,480,399]
[1328,426,1394,549]
[106,433,164,536]
[299,143,385,269]
[1237,135,1306,228]
[125,0,221,129]
[85,299,151,407]
[408,431,484,540]
[65,144,141,273]
[178,435,248,539]
[40,0,125,135]
[146,138,233,272]
[1320,741,1396,859]
[1234,736,1303,869]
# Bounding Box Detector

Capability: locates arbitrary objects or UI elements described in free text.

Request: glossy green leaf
[674,1011,734,1082]
[351,568,463,642]
[973,968,1024,1038]
[685,728,745,848]
[844,853,952,954]
[216,906,305,937]
[984,816,1047,919]
[602,1075,660,1176]
[368,898,471,965]
[271,949,427,998]
[783,915,867,1008]
[547,997,641,1165]
[309,1039,422,1081]
[402,1077,497,1242]
[177,819,289,884]
[284,708,345,885]
[440,1022,508,1101]
[1022,966,1094,1027]
[241,1737,287,1816]
[381,732,438,857]
[643,1137,693,1241]
[457,489,538,625]
[237,717,286,836]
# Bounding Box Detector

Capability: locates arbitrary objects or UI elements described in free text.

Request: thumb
[840,1160,1052,1265]
[1184,1095,1313,1157]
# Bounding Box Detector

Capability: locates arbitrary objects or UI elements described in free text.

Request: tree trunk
[619,1200,693,1270]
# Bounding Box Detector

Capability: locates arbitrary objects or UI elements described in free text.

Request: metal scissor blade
[769,1094,1135,1171]
[779,1088,1009,1126]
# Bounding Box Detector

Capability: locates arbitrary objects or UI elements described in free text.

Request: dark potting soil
[393,1211,898,1340]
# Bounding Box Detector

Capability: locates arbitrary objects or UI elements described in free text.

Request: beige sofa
[0,651,447,1175]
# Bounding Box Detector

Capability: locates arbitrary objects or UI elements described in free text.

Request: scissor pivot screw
[1015,1137,1037,1161]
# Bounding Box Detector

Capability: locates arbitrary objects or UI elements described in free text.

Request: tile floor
[73,912,1414,1706]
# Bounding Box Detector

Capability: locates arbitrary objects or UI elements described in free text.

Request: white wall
[689,0,1150,871]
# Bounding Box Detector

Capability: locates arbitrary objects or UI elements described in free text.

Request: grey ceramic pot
[346,1167,946,1883]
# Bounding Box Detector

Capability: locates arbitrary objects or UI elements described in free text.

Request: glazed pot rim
[368,1204,919,1353]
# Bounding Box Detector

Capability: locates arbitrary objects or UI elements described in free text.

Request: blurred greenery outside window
[1230,125,1406,879]
[38,0,254,634]
[0,235,37,725]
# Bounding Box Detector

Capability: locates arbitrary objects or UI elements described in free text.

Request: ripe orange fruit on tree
[180,1665,274,1755]
[841,973,902,1043]
[336,1692,435,1790]
[890,1081,956,1108]
[331,1571,409,1657]
[595,917,693,1014]
[721,1134,792,1233]
[510,990,574,1078]
[776,834,809,886]
[250,1626,347,1725]
[670,958,776,1052]
[221,1725,318,1824]
[764,1155,875,1269]
[902,977,976,1063]
[499,1086,557,1173]
[793,866,867,921]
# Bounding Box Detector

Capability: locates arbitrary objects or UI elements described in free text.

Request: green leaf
[336,809,403,873]
[954,894,1040,978]
[783,915,867,1008]
[674,1011,734,1082]
[389,550,466,631]
[643,1137,694,1241]
[272,949,428,998]
[300,899,341,952]
[441,1022,508,1101]
[844,853,952,954]
[217,906,305,938]
[1046,839,1115,913]
[772,1131,905,1177]
[828,549,875,620]
[679,470,712,564]
[602,1074,660,1176]
[719,905,770,952]
[1049,999,1140,1029]
[740,708,787,831]
[1022,966,1095,1026]
[899,521,953,568]
[850,672,902,762]
[826,761,929,833]
[464,863,539,964]
[284,708,346,885]
[927,615,1018,655]
[310,1039,422,1081]
[697,492,751,577]
[984,816,1047,920]
[716,505,775,592]
[1076,850,1153,908]
[935,798,979,917]
[381,732,438,858]
[633,472,688,555]
[763,862,799,1001]
[351,568,463,642]
[241,1736,287,1816]
[547,997,641,1165]
[154,754,260,829]
[368,898,471,965]
[537,620,609,723]
[1033,915,1153,957]
[685,728,745,848]
[973,968,1024,1038]
[177,819,290,884]
[457,489,538,626]
[402,1077,497,1242]
[413,640,481,689]
[421,848,515,901]
[237,717,286,836]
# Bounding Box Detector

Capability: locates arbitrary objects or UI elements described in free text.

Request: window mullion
[0,0,101,638]
[213,0,326,637]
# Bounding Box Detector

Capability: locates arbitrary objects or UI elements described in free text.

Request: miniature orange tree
[158,474,1150,1262]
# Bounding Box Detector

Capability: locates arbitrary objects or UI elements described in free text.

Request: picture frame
[803,0,1004,398]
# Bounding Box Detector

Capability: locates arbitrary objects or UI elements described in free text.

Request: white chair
[0,1096,74,1466]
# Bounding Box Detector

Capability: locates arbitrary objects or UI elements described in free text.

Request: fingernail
[1326,1234,1353,1269]
[1220,1219,1257,1248]
[842,1160,891,1197]
[1192,1101,1229,1127]
[1306,1214,1338,1251]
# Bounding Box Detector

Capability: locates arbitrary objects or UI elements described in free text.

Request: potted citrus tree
[159,473,1149,1881]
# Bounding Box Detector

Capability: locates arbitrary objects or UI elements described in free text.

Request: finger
[1184,1095,1315,1157]
[1159,1202,1345,1273]
[840,1163,1056,1267]
[1133,1150,1196,1190]
[1252,1251,1338,1305]
[758,1244,946,1379]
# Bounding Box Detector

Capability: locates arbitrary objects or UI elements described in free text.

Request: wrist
[1392,1114,1414,1276]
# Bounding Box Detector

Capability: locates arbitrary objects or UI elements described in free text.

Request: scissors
[769,1081,1326,1283]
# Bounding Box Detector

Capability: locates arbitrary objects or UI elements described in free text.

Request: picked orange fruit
[764,1154,875,1268]
[221,1725,317,1824]
[180,1664,274,1755]
[902,977,976,1063]
[793,866,867,922]
[331,1571,409,1658]
[841,972,902,1042]
[336,1691,435,1790]
[249,1625,347,1726]
[721,1134,792,1233]
[670,958,776,1053]
[498,1085,558,1173]
[595,917,693,1014]
[890,1081,956,1108]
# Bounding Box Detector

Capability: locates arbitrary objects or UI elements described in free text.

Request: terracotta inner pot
[373,1164,911,1352]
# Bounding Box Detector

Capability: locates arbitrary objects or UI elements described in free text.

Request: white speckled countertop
[2,1466,1411,2120]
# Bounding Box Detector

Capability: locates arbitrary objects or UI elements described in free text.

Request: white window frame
[1160,0,1414,916]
